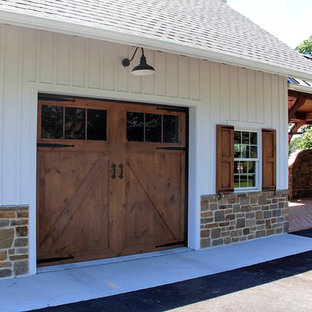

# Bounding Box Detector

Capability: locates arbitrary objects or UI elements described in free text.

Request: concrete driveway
[32,232,312,312]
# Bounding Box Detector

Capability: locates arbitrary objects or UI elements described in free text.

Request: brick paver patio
[289,198,312,232]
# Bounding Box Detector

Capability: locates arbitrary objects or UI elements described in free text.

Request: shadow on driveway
[31,248,312,312]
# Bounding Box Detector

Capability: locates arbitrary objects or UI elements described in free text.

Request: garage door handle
[119,164,124,179]
[111,164,116,179]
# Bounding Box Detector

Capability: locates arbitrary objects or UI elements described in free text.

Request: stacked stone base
[0,206,29,278]
[289,150,312,199]
[200,190,288,248]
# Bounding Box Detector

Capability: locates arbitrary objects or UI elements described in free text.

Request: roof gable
[1,0,312,78]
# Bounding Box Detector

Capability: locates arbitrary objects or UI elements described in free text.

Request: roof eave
[1,9,312,80]
[288,83,312,95]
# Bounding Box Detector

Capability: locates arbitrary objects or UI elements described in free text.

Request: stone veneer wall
[289,149,312,199]
[200,190,288,248]
[0,206,29,278]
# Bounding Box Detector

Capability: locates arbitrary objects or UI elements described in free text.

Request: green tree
[296,35,312,55]
[289,126,312,154]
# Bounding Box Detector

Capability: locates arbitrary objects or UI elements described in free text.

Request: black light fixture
[122,47,155,76]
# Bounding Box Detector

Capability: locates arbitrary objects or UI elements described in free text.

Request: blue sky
[227,0,312,48]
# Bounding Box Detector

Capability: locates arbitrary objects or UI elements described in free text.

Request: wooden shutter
[216,125,234,193]
[262,129,276,190]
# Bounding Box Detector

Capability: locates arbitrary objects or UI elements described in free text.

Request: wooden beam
[291,111,312,121]
[288,120,305,143]
[289,132,305,135]
[289,90,312,100]
[289,96,307,122]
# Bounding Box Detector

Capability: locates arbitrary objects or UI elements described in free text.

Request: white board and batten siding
[0,24,288,269]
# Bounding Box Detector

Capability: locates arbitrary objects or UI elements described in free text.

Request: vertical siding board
[255,71,265,124]
[220,64,230,123]
[22,28,37,82]
[166,54,178,97]
[72,36,86,87]
[178,55,189,99]
[272,76,280,129]
[199,60,214,193]
[210,62,221,124]
[102,42,116,91]
[2,25,20,204]
[20,91,32,204]
[229,66,239,121]
[238,68,248,122]
[129,74,142,94]
[21,28,38,203]
[116,45,129,92]
[56,34,71,85]
[16,28,24,204]
[155,51,166,96]
[190,58,200,100]
[278,76,288,190]
[142,49,155,95]
[247,70,256,123]
[39,31,55,84]
[263,73,272,127]
[129,47,142,93]
[200,60,211,104]
[87,39,101,89]
[0,24,5,204]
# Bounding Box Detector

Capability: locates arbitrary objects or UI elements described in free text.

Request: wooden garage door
[37,95,187,265]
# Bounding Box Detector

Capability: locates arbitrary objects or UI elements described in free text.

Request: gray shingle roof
[1,0,312,77]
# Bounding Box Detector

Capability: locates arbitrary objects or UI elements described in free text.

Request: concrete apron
[1,234,312,312]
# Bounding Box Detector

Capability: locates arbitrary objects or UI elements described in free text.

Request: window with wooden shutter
[216,125,234,193]
[262,129,276,190]
[234,130,259,189]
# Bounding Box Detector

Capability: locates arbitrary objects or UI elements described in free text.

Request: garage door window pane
[87,109,107,141]
[145,114,161,142]
[127,112,144,142]
[41,105,63,139]
[65,107,85,140]
[163,115,179,143]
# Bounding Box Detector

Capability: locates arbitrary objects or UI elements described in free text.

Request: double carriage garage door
[37,95,187,265]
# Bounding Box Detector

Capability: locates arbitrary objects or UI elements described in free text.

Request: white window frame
[234,128,261,192]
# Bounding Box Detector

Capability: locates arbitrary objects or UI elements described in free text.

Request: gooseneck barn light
[122,47,155,76]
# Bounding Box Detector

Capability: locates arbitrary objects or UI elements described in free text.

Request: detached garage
[1,0,312,279]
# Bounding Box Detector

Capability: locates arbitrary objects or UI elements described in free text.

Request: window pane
[163,115,179,143]
[247,161,255,174]
[250,132,257,145]
[242,162,248,173]
[234,161,240,174]
[87,109,107,141]
[65,107,85,140]
[127,112,144,142]
[240,175,248,187]
[246,146,250,159]
[145,114,161,142]
[234,175,240,188]
[234,144,241,158]
[250,146,257,158]
[242,132,249,144]
[234,131,241,144]
[41,105,63,139]
[241,145,248,158]
[248,174,256,187]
